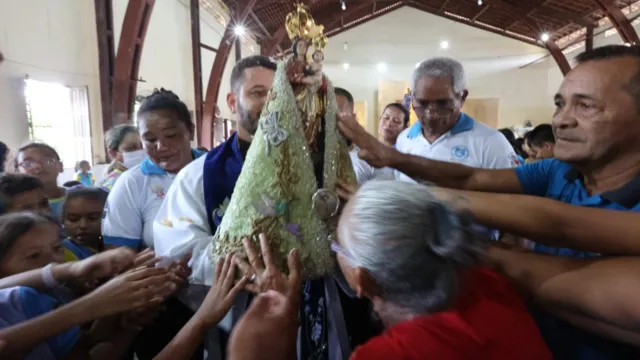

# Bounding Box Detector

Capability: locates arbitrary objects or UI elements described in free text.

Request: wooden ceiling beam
[471,4,490,22]
[594,0,640,44]
[438,0,451,13]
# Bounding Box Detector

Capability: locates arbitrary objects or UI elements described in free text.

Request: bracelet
[42,263,61,289]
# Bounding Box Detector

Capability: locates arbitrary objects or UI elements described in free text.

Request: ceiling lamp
[234,25,245,36]
[540,33,550,42]
[440,40,449,49]
[477,0,483,5]
[377,63,387,72]
[343,63,350,70]
[340,0,346,11]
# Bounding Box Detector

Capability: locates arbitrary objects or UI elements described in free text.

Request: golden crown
[286,3,328,50]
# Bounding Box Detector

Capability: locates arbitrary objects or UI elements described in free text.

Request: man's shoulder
[468,121,504,139]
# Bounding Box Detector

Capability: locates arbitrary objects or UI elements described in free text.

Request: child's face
[0,223,63,277]
[17,148,62,186]
[8,188,51,214]
[63,197,103,246]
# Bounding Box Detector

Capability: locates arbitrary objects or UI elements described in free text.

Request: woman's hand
[337,112,397,168]
[67,247,136,281]
[133,248,162,268]
[81,266,175,319]
[233,234,302,304]
[195,254,248,328]
[336,180,358,202]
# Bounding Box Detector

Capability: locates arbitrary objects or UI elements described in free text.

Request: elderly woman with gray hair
[226,181,552,360]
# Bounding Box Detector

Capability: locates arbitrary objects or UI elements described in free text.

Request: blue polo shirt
[515,158,640,359]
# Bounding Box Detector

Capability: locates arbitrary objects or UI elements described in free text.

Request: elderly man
[394,57,517,182]
[339,44,640,359]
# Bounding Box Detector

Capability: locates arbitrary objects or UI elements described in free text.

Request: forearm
[453,190,640,254]
[0,296,93,356]
[154,316,210,360]
[390,152,518,192]
[548,309,640,346]
[489,247,640,333]
[0,262,74,290]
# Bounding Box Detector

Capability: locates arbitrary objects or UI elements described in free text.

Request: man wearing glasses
[394,57,516,183]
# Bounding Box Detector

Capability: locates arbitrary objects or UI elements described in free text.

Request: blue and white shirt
[102,150,204,250]
[395,113,517,182]
[0,287,79,360]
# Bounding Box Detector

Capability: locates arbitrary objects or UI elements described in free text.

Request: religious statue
[211,3,356,280]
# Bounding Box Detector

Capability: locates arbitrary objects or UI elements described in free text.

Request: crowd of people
[0,42,639,360]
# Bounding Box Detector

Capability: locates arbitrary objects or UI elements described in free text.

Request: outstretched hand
[68,247,136,282]
[336,180,358,202]
[233,234,302,307]
[195,254,248,327]
[337,112,397,168]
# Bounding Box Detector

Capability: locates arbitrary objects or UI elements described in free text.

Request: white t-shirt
[102,160,176,250]
[152,156,215,286]
[395,113,517,182]
[349,149,395,185]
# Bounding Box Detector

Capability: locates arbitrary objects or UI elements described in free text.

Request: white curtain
[69,86,93,165]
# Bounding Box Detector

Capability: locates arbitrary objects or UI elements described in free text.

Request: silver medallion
[312,188,340,220]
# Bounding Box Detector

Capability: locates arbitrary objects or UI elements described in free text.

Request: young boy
[0,173,50,215]
[14,143,67,219]
[61,187,108,261]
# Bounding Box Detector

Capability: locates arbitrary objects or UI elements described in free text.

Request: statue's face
[296,40,308,56]
[312,51,323,62]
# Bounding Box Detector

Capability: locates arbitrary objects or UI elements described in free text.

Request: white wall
[0,0,102,161]
[0,0,257,172]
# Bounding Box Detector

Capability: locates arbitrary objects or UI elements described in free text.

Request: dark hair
[105,124,138,152]
[334,87,354,105]
[137,88,194,134]
[230,55,277,93]
[63,187,108,216]
[0,174,44,207]
[63,180,82,188]
[383,103,411,128]
[514,138,528,159]
[0,142,8,173]
[575,45,640,107]
[0,212,59,261]
[290,38,308,58]
[14,142,60,170]
[527,124,555,148]
[498,128,516,146]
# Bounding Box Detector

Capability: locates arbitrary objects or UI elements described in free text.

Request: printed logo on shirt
[451,145,469,160]
[150,185,166,199]
[508,153,521,166]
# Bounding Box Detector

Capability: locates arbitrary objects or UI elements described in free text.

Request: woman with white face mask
[101,124,144,191]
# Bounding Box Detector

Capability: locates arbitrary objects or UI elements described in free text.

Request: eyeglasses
[412,96,460,116]
[330,240,357,263]
[19,159,58,169]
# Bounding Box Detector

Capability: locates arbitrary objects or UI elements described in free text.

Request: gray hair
[411,57,466,95]
[338,180,483,314]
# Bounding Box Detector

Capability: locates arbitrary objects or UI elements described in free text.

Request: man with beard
[152,55,276,358]
[394,57,517,182]
[153,56,374,359]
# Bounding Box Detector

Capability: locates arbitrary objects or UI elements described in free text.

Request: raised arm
[337,112,524,193]
[435,189,640,255]
[488,247,640,345]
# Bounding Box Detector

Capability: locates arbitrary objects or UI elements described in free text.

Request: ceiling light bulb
[440,40,449,49]
[341,1,346,10]
[234,25,245,36]
[477,0,482,5]
[540,33,550,42]
[377,63,387,72]
[625,42,632,46]
[343,63,350,70]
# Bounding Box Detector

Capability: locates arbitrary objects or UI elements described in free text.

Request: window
[24,79,93,167]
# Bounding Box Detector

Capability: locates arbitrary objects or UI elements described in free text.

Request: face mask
[122,149,147,169]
